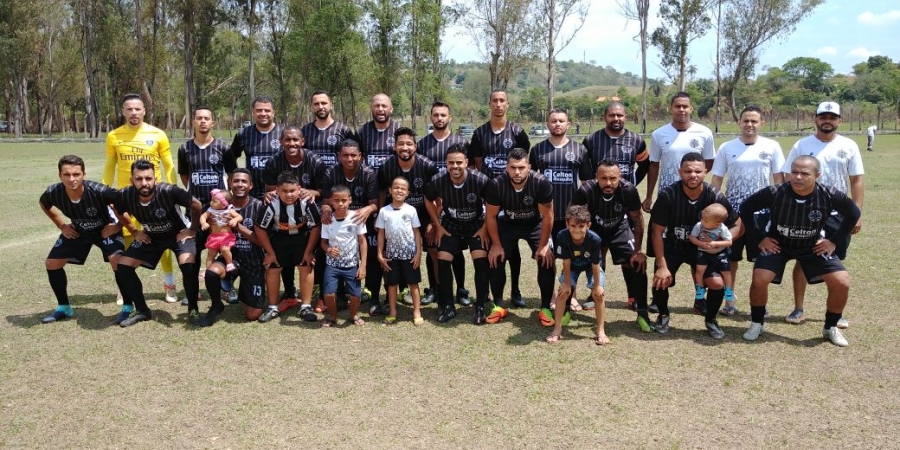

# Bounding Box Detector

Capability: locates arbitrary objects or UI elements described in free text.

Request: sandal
[321,319,337,328]
[594,333,610,346]
[351,316,365,326]
[413,316,425,326]
[570,298,583,312]
[545,333,562,343]
[382,316,397,326]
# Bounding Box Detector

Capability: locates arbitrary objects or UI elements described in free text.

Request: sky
[443,1,900,80]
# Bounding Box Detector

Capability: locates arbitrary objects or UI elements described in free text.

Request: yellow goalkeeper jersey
[103,123,175,188]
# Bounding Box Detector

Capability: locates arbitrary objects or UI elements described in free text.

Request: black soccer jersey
[529,139,593,219]
[256,196,321,244]
[582,129,648,185]
[554,228,603,271]
[650,182,736,252]
[300,120,355,169]
[357,120,400,171]
[229,124,284,199]
[231,197,266,274]
[116,183,193,240]
[177,138,237,205]
[571,180,642,237]
[417,133,467,172]
[469,121,530,178]
[378,154,439,218]
[261,149,326,191]
[484,171,554,227]
[424,168,490,236]
[740,182,859,252]
[40,180,119,237]
[321,165,379,212]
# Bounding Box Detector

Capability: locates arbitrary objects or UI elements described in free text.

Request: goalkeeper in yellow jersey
[103,93,180,304]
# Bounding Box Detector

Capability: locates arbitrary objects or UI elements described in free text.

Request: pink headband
[211,189,229,208]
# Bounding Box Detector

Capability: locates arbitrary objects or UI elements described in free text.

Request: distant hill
[556,85,643,100]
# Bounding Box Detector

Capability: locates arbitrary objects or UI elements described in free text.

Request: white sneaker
[836,317,850,329]
[116,291,124,306]
[824,327,849,347]
[164,284,178,303]
[743,322,765,341]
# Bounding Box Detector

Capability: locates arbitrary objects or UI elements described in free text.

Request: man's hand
[813,238,836,257]
[176,229,196,243]
[302,252,316,267]
[630,251,647,273]
[758,237,780,255]
[352,206,373,225]
[535,244,554,268]
[132,230,151,244]
[653,266,672,290]
[263,253,277,268]
[641,197,653,213]
[852,218,862,235]
[411,252,421,270]
[59,223,79,239]
[433,224,450,248]
[425,224,436,247]
[488,244,505,268]
[321,208,333,225]
[100,223,122,239]
[263,191,277,205]
[474,227,490,250]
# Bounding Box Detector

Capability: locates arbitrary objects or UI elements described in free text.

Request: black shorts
[754,247,845,285]
[497,222,542,257]
[654,246,722,288]
[270,236,311,269]
[47,233,125,264]
[213,256,266,308]
[824,213,851,260]
[124,235,196,269]
[695,249,731,273]
[730,210,768,262]
[598,227,637,267]
[438,234,486,254]
[383,259,422,286]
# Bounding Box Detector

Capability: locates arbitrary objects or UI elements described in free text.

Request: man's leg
[703,273,726,339]
[508,244,522,303]
[743,268,777,341]
[115,257,152,327]
[43,257,74,323]
[820,270,851,346]
[160,248,177,301]
[365,237,385,313]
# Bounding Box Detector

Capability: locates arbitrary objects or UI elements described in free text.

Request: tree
[719,0,823,121]
[535,0,588,112]
[467,0,537,90]
[649,0,715,91]
[782,56,834,94]
[364,0,406,96]
[617,0,650,132]
[407,0,454,131]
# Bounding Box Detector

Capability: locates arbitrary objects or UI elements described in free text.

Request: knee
[706,278,724,290]
[245,307,261,321]
[45,259,64,270]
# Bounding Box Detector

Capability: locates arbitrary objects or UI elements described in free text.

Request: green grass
[1,135,899,447]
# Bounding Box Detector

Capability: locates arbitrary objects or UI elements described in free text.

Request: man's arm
[643,162,659,212]
[158,136,176,184]
[849,174,864,234]
[103,134,118,186]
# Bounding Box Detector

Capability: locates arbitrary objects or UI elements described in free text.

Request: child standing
[320,184,368,327]
[689,203,734,309]
[547,205,607,345]
[376,177,424,325]
[199,189,242,272]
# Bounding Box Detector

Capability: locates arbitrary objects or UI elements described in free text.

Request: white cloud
[846,47,880,59]
[815,46,838,56]
[857,10,900,26]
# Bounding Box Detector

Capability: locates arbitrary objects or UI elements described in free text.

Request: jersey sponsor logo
[543,169,574,184]
[367,154,389,168]
[502,138,513,149]
[208,153,220,164]
[809,210,824,222]
[776,225,818,239]
[327,135,339,145]
[86,207,98,217]
[191,171,221,186]
[565,151,576,162]
[74,219,105,230]
[505,209,536,220]
[523,195,534,206]
[144,222,173,233]
[448,207,477,221]
[673,227,688,241]
[407,193,425,207]
[250,156,270,168]
[484,156,507,172]
[270,139,280,148]
[318,153,337,167]
[154,208,167,218]
[466,193,477,203]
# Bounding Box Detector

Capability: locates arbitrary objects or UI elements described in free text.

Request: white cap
[816,101,840,116]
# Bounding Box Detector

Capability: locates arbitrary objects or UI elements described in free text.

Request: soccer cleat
[400,287,412,305]
[360,287,372,304]
[693,299,707,316]
[201,307,224,327]
[119,310,152,327]
[438,307,457,323]
[823,327,849,347]
[114,310,132,325]
[705,321,725,340]
[694,284,706,301]
[539,308,555,327]
[720,304,739,316]
[473,305,486,325]
[116,291,124,306]
[226,289,239,305]
[278,297,299,313]
[625,297,636,311]
[421,290,435,305]
[41,309,71,324]
[655,315,670,334]
[836,317,850,329]
[785,309,806,324]
[485,303,508,324]
[743,322,765,341]
[456,288,472,306]
[369,302,385,317]
[188,309,202,326]
[298,305,318,322]
[648,302,659,314]
[560,311,571,327]
[257,308,279,323]
[164,284,178,303]
[510,290,526,308]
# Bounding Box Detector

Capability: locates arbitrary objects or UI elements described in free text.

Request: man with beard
[417,101,471,307]
[485,148,555,325]
[357,93,400,172]
[230,96,282,200]
[780,101,864,328]
[301,90,355,169]
[200,169,268,325]
[470,89,531,307]
[649,153,740,339]
[113,160,203,327]
[582,101,649,185]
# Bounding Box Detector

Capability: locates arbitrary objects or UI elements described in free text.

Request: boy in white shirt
[320,185,368,327]
[376,177,424,325]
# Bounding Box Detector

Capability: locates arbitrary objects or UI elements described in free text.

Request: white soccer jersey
[375,203,421,260]
[711,136,785,212]
[650,122,715,191]
[782,134,864,194]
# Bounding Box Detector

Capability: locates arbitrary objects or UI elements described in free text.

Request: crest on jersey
[503,138,514,149]
[145,140,155,146]
[154,208,166,218]
[270,139,280,148]
[466,193,477,203]
[690,138,700,149]
[837,149,848,159]
[759,152,771,161]
[301,173,311,185]
[209,153,220,164]
[386,137,396,147]
[809,210,823,222]
[614,203,623,212]
[327,135,338,145]
[584,251,591,258]
[523,196,534,206]
[354,186,363,197]
[565,151,575,162]
[86,207,98,217]
[414,177,424,188]
[243,218,253,228]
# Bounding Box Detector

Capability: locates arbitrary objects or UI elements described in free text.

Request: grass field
[1,134,899,448]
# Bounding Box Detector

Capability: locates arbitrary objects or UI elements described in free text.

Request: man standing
[866,124,877,151]
[230,96,282,200]
[781,101,864,327]
[741,156,860,347]
[709,105,785,315]
[485,148,555,325]
[40,155,125,323]
[301,90,355,168]
[582,101,649,186]
[113,160,203,327]
[649,153,740,339]
[469,89,531,307]
[571,159,651,331]
[357,93,400,172]
[643,92,715,213]
[103,93,178,303]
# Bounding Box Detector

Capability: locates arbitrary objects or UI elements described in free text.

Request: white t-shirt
[782,134,864,194]
[321,210,367,268]
[711,136,785,212]
[867,125,877,137]
[375,203,421,260]
[691,222,732,254]
[650,122,716,191]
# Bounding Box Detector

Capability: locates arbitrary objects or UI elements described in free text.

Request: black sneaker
[456,288,472,306]
[201,307,224,327]
[648,301,659,314]
[655,315,670,334]
[438,307,457,323]
[41,310,71,324]
[510,290,526,308]
[473,305,486,325]
[298,305,318,322]
[369,302,385,317]
[188,309,202,326]
[705,321,725,340]
[120,310,152,327]
[421,290,435,305]
[114,310,131,325]
[258,308,279,323]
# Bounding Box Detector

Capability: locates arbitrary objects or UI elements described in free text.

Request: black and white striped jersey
[650,182,736,252]
[262,149,326,191]
[469,121,530,178]
[582,129,648,185]
[417,133,467,172]
[378,154,439,218]
[484,171,554,227]
[116,183,193,239]
[229,124,284,199]
[529,139,592,219]
[356,120,400,171]
[424,169,490,236]
[40,180,119,237]
[256,196,321,244]
[177,138,236,205]
[301,120,355,169]
[571,180,641,237]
